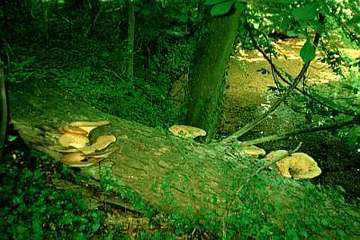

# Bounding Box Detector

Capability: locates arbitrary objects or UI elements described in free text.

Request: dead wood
[238,117,358,146]
[8,79,360,237]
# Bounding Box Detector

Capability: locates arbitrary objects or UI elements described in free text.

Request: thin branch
[127,0,135,82]
[222,15,329,144]
[249,23,357,116]
[238,117,358,146]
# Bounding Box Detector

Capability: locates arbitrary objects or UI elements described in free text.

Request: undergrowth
[7,1,197,129]
[0,149,105,240]
[1,132,359,239]
[2,1,359,239]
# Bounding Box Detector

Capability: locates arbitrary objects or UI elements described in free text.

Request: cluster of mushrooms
[56,120,116,167]
[168,124,321,180]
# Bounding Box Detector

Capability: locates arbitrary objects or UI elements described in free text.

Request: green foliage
[137,231,176,240]
[292,3,318,21]
[204,0,228,5]
[2,0,360,238]
[338,126,360,152]
[5,0,199,128]
[210,1,234,17]
[0,151,104,240]
[221,174,356,239]
[300,39,316,62]
[204,0,247,17]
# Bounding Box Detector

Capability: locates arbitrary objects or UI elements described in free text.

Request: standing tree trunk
[186,10,240,140]
[88,0,100,36]
[127,0,135,82]
[0,58,7,157]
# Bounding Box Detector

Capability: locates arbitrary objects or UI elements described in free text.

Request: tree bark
[10,79,237,215]
[127,0,135,82]
[64,0,86,10]
[186,10,240,140]
[8,79,360,236]
[0,58,7,157]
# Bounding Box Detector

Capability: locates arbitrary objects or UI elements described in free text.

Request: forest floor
[221,38,359,133]
[220,38,360,199]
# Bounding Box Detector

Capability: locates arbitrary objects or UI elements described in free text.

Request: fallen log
[9,79,360,238]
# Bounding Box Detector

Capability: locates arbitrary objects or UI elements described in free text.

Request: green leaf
[7,135,18,142]
[292,3,317,21]
[204,0,226,6]
[348,15,360,25]
[210,1,234,17]
[235,1,246,13]
[300,40,316,63]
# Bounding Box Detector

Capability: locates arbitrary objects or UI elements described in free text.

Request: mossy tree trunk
[186,10,240,140]
[8,79,359,237]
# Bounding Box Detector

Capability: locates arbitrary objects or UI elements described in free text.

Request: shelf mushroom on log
[237,145,266,158]
[68,120,110,136]
[58,131,89,149]
[169,125,206,139]
[57,121,116,167]
[265,151,322,180]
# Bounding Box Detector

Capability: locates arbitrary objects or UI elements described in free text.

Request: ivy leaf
[211,1,234,17]
[204,0,226,5]
[292,3,317,21]
[300,40,316,63]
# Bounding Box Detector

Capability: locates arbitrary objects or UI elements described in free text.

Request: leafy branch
[246,21,358,117]
[222,15,324,144]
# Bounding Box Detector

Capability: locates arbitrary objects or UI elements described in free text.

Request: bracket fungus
[56,120,116,167]
[62,152,87,165]
[265,150,289,162]
[169,125,206,139]
[238,145,266,158]
[61,149,115,167]
[68,120,110,136]
[265,151,321,180]
[78,135,117,155]
[58,132,89,149]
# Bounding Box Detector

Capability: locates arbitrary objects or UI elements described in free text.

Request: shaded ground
[221,39,360,199]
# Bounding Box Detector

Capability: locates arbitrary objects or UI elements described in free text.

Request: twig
[238,117,358,146]
[104,68,123,80]
[222,17,324,144]
[248,22,357,116]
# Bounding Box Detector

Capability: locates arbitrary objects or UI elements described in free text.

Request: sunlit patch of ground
[221,38,359,135]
